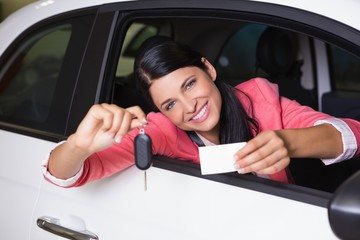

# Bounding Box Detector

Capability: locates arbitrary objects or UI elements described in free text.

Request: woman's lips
[190,102,209,123]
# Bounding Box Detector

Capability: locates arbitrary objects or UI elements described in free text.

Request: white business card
[199,142,247,175]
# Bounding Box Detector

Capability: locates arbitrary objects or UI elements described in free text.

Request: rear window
[0,14,95,135]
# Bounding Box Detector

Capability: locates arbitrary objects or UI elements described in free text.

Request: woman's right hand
[69,104,147,155]
[47,104,147,180]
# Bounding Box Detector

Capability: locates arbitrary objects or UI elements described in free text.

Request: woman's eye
[185,79,196,90]
[166,101,176,111]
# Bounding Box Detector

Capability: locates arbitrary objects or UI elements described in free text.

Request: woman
[43,36,360,187]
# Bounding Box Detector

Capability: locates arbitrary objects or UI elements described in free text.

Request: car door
[30,1,360,239]
[0,8,99,240]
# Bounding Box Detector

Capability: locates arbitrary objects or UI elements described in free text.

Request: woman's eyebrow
[160,98,172,108]
[180,75,195,89]
[160,74,196,108]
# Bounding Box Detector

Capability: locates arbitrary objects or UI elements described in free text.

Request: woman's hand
[69,104,147,155]
[233,130,290,175]
[232,124,343,175]
[48,104,147,179]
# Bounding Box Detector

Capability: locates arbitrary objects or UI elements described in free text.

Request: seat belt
[186,131,205,147]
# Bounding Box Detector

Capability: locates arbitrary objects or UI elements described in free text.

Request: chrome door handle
[37,216,99,240]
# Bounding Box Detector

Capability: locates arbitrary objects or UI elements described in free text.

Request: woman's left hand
[233,130,290,174]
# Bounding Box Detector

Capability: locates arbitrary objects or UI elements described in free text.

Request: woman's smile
[190,102,209,123]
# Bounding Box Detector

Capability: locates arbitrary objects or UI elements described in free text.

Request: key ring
[139,127,145,134]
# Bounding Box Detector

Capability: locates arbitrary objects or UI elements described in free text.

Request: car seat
[256,27,316,109]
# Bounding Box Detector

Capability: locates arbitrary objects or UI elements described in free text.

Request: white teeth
[192,104,207,120]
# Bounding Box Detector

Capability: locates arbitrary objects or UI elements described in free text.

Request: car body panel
[30,164,336,239]
[0,129,54,239]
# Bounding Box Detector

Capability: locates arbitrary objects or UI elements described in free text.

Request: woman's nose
[184,98,197,113]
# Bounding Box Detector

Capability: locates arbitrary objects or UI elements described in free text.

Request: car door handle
[37,216,99,240]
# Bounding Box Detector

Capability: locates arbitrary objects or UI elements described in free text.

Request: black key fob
[134,129,152,170]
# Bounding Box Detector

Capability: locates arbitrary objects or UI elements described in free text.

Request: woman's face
[149,58,222,141]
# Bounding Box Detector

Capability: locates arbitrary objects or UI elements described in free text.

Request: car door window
[0,14,95,136]
[0,25,70,125]
[111,15,359,194]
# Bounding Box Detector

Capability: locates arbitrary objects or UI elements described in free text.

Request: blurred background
[0,0,36,21]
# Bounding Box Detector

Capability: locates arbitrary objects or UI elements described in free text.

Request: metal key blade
[144,171,147,191]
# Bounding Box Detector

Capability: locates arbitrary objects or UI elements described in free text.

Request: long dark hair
[134,36,259,143]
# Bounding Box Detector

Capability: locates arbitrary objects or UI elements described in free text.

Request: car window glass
[0,14,95,136]
[328,45,360,91]
[0,25,70,129]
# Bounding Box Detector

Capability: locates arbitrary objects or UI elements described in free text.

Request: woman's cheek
[163,110,182,125]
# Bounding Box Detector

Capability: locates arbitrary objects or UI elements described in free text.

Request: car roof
[0,0,359,54]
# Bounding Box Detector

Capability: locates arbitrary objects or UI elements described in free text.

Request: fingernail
[115,135,122,143]
[142,118,148,125]
[233,163,240,169]
[237,168,245,174]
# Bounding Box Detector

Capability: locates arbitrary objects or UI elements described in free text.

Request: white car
[1,0,360,239]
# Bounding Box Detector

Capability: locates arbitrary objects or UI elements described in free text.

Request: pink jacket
[60,78,360,187]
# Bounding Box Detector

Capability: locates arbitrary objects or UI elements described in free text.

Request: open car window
[112,15,360,199]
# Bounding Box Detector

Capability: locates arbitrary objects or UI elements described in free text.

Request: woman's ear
[201,57,217,81]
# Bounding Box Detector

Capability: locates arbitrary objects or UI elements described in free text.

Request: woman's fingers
[74,104,147,148]
[126,105,148,128]
[112,105,148,142]
[235,149,290,174]
[255,156,290,175]
[101,104,147,143]
[233,130,290,174]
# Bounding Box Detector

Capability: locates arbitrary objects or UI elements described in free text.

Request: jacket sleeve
[342,118,360,158]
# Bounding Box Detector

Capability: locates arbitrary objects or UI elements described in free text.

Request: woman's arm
[233,123,342,175]
[47,104,147,180]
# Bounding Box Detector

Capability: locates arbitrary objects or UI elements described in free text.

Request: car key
[134,127,152,191]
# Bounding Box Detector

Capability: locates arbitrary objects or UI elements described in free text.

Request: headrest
[256,27,298,76]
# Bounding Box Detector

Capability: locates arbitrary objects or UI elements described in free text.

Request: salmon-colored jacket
[51,78,360,187]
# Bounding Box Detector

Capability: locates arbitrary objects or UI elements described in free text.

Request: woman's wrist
[276,124,343,159]
[66,134,93,159]
[47,134,90,179]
